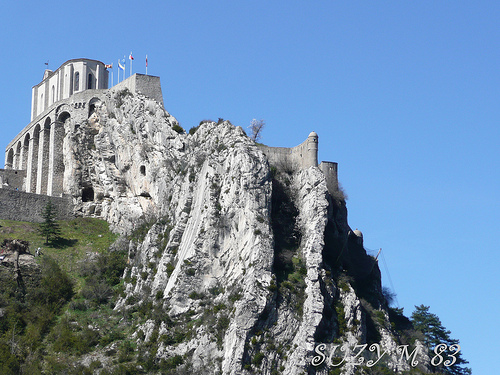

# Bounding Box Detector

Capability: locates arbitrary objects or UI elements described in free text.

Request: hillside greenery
[0,218,131,374]
[0,216,470,374]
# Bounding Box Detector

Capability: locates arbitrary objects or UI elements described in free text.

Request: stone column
[13,147,20,170]
[21,141,29,170]
[47,122,65,196]
[18,147,24,172]
[26,135,38,193]
[5,149,13,170]
[36,127,50,194]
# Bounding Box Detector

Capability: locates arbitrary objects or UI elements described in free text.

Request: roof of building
[353,229,363,238]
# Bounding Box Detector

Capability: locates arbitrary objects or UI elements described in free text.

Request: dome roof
[308,131,318,138]
[353,229,363,238]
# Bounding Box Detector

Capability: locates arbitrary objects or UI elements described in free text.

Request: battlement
[257,132,339,196]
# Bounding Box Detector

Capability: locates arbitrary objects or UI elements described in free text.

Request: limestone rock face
[61,89,430,374]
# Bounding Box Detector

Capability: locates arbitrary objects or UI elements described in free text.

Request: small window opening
[74,72,80,91]
[140,165,146,176]
[82,187,94,202]
[88,73,93,89]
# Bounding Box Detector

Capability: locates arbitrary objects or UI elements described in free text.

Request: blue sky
[1,1,498,372]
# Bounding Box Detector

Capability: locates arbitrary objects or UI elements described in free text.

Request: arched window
[88,73,93,89]
[74,72,80,91]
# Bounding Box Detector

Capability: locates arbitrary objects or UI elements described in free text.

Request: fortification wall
[0,169,26,191]
[257,131,319,171]
[257,145,296,170]
[112,74,163,106]
[0,189,73,222]
[319,161,338,195]
[258,132,339,197]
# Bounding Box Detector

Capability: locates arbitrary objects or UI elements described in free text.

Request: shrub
[155,290,164,300]
[189,125,199,135]
[162,355,184,370]
[188,291,203,300]
[252,352,265,366]
[172,124,184,134]
[81,279,113,304]
[33,256,74,307]
[209,285,224,296]
[166,262,175,277]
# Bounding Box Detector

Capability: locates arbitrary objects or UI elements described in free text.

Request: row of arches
[5,112,69,196]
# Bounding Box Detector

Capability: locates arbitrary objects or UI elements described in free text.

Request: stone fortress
[0,58,338,220]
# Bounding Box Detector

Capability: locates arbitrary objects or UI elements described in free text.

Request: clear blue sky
[1,1,498,372]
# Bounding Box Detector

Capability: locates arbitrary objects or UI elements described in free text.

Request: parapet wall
[0,189,73,222]
[258,131,319,171]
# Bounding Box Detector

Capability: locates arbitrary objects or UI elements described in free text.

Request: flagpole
[146,55,148,75]
[130,52,133,77]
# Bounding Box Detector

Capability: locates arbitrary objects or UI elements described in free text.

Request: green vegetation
[172,123,184,134]
[38,201,61,245]
[0,218,130,374]
[411,305,471,375]
[189,124,200,134]
[1,218,118,283]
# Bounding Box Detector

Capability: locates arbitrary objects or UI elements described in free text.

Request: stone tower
[306,131,319,168]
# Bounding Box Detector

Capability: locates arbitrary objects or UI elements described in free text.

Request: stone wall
[258,132,339,196]
[0,189,73,222]
[258,131,319,171]
[112,74,164,106]
[0,169,26,191]
[319,161,338,195]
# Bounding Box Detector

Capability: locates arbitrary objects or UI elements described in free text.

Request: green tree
[411,305,471,375]
[38,201,61,245]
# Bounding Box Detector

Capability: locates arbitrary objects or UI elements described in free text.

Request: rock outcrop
[59,88,431,374]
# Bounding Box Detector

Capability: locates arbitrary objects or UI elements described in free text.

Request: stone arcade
[2,58,162,197]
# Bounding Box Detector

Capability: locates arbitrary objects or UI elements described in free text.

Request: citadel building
[2,58,162,197]
[1,58,338,221]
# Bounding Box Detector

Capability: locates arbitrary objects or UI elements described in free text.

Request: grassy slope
[0,218,118,289]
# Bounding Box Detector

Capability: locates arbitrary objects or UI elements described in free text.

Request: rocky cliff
[59,88,431,374]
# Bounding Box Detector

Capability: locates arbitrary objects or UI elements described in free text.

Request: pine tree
[411,305,471,375]
[39,201,61,245]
